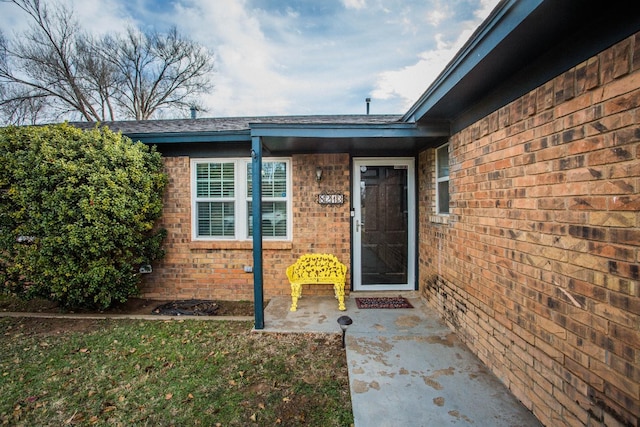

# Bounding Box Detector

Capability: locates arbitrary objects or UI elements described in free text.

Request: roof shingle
[70,114,403,135]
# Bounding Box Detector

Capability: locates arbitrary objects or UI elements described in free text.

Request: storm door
[352,158,415,291]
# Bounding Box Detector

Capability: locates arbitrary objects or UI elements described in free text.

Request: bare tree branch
[0,0,215,124]
[101,27,214,120]
[0,0,100,121]
[0,84,50,125]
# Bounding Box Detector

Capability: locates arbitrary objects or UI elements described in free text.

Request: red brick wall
[419,34,640,426]
[419,35,640,426]
[290,153,352,296]
[140,153,351,301]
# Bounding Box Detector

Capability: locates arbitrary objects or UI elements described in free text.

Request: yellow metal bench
[286,253,347,312]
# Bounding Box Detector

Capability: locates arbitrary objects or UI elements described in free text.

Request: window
[436,143,450,214]
[195,162,236,237]
[192,158,290,240]
[247,162,288,238]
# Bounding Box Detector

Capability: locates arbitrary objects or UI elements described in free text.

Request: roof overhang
[120,120,450,155]
[403,0,640,132]
[250,121,449,154]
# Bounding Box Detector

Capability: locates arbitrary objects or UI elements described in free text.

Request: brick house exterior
[418,34,640,426]
[142,152,352,301]
[72,1,639,425]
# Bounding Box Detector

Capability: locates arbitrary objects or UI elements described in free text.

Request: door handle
[356,219,365,232]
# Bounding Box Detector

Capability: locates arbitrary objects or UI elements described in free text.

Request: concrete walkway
[262,292,542,427]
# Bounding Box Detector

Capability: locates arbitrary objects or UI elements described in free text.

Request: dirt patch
[2,317,106,337]
[0,296,254,316]
[425,332,456,347]
[107,297,254,317]
[1,295,255,336]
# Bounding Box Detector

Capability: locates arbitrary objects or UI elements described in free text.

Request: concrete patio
[261,292,542,427]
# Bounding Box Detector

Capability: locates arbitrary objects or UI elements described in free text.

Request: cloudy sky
[1,0,500,118]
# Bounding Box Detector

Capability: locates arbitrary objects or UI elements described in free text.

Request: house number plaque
[318,192,344,205]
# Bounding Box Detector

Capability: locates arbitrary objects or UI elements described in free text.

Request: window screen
[436,144,450,214]
[195,162,235,237]
[247,161,288,237]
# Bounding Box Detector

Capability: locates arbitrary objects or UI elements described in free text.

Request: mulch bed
[152,299,221,316]
[355,296,413,309]
[0,296,254,317]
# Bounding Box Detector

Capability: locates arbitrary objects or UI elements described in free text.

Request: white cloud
[371,32,464,109]
[169,0,296,116]
[425,9,447,26]
[67,0,134,35]
[371,0,500,111]
[0,0,142,49]
[424,0,451,27]
[475,0,500,20]
[2,0,503,119]
[342,0,367,10]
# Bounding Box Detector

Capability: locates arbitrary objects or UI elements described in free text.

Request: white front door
[352,158,416,291]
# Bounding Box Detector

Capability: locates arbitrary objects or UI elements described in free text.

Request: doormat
[355,297,413,309]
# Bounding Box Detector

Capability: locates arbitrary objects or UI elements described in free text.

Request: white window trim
[191,157,292,241]
[436,143,450,215]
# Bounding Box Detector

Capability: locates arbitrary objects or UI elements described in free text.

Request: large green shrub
[0,123,167,308]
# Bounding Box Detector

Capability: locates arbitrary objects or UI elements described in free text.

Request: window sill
[429,215,449,225]
[189,240,293,251]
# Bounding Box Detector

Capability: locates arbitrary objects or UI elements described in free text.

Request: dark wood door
[360,166,408,285]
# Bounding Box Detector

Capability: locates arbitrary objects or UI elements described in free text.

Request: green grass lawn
[0,318,353,426]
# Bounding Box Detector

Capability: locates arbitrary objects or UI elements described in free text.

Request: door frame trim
[352,157,416,291]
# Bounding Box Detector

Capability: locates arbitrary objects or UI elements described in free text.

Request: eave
[125,130,251,144]
[250,121,450,154]
[112,119,450,156]
[403,0,640,132]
